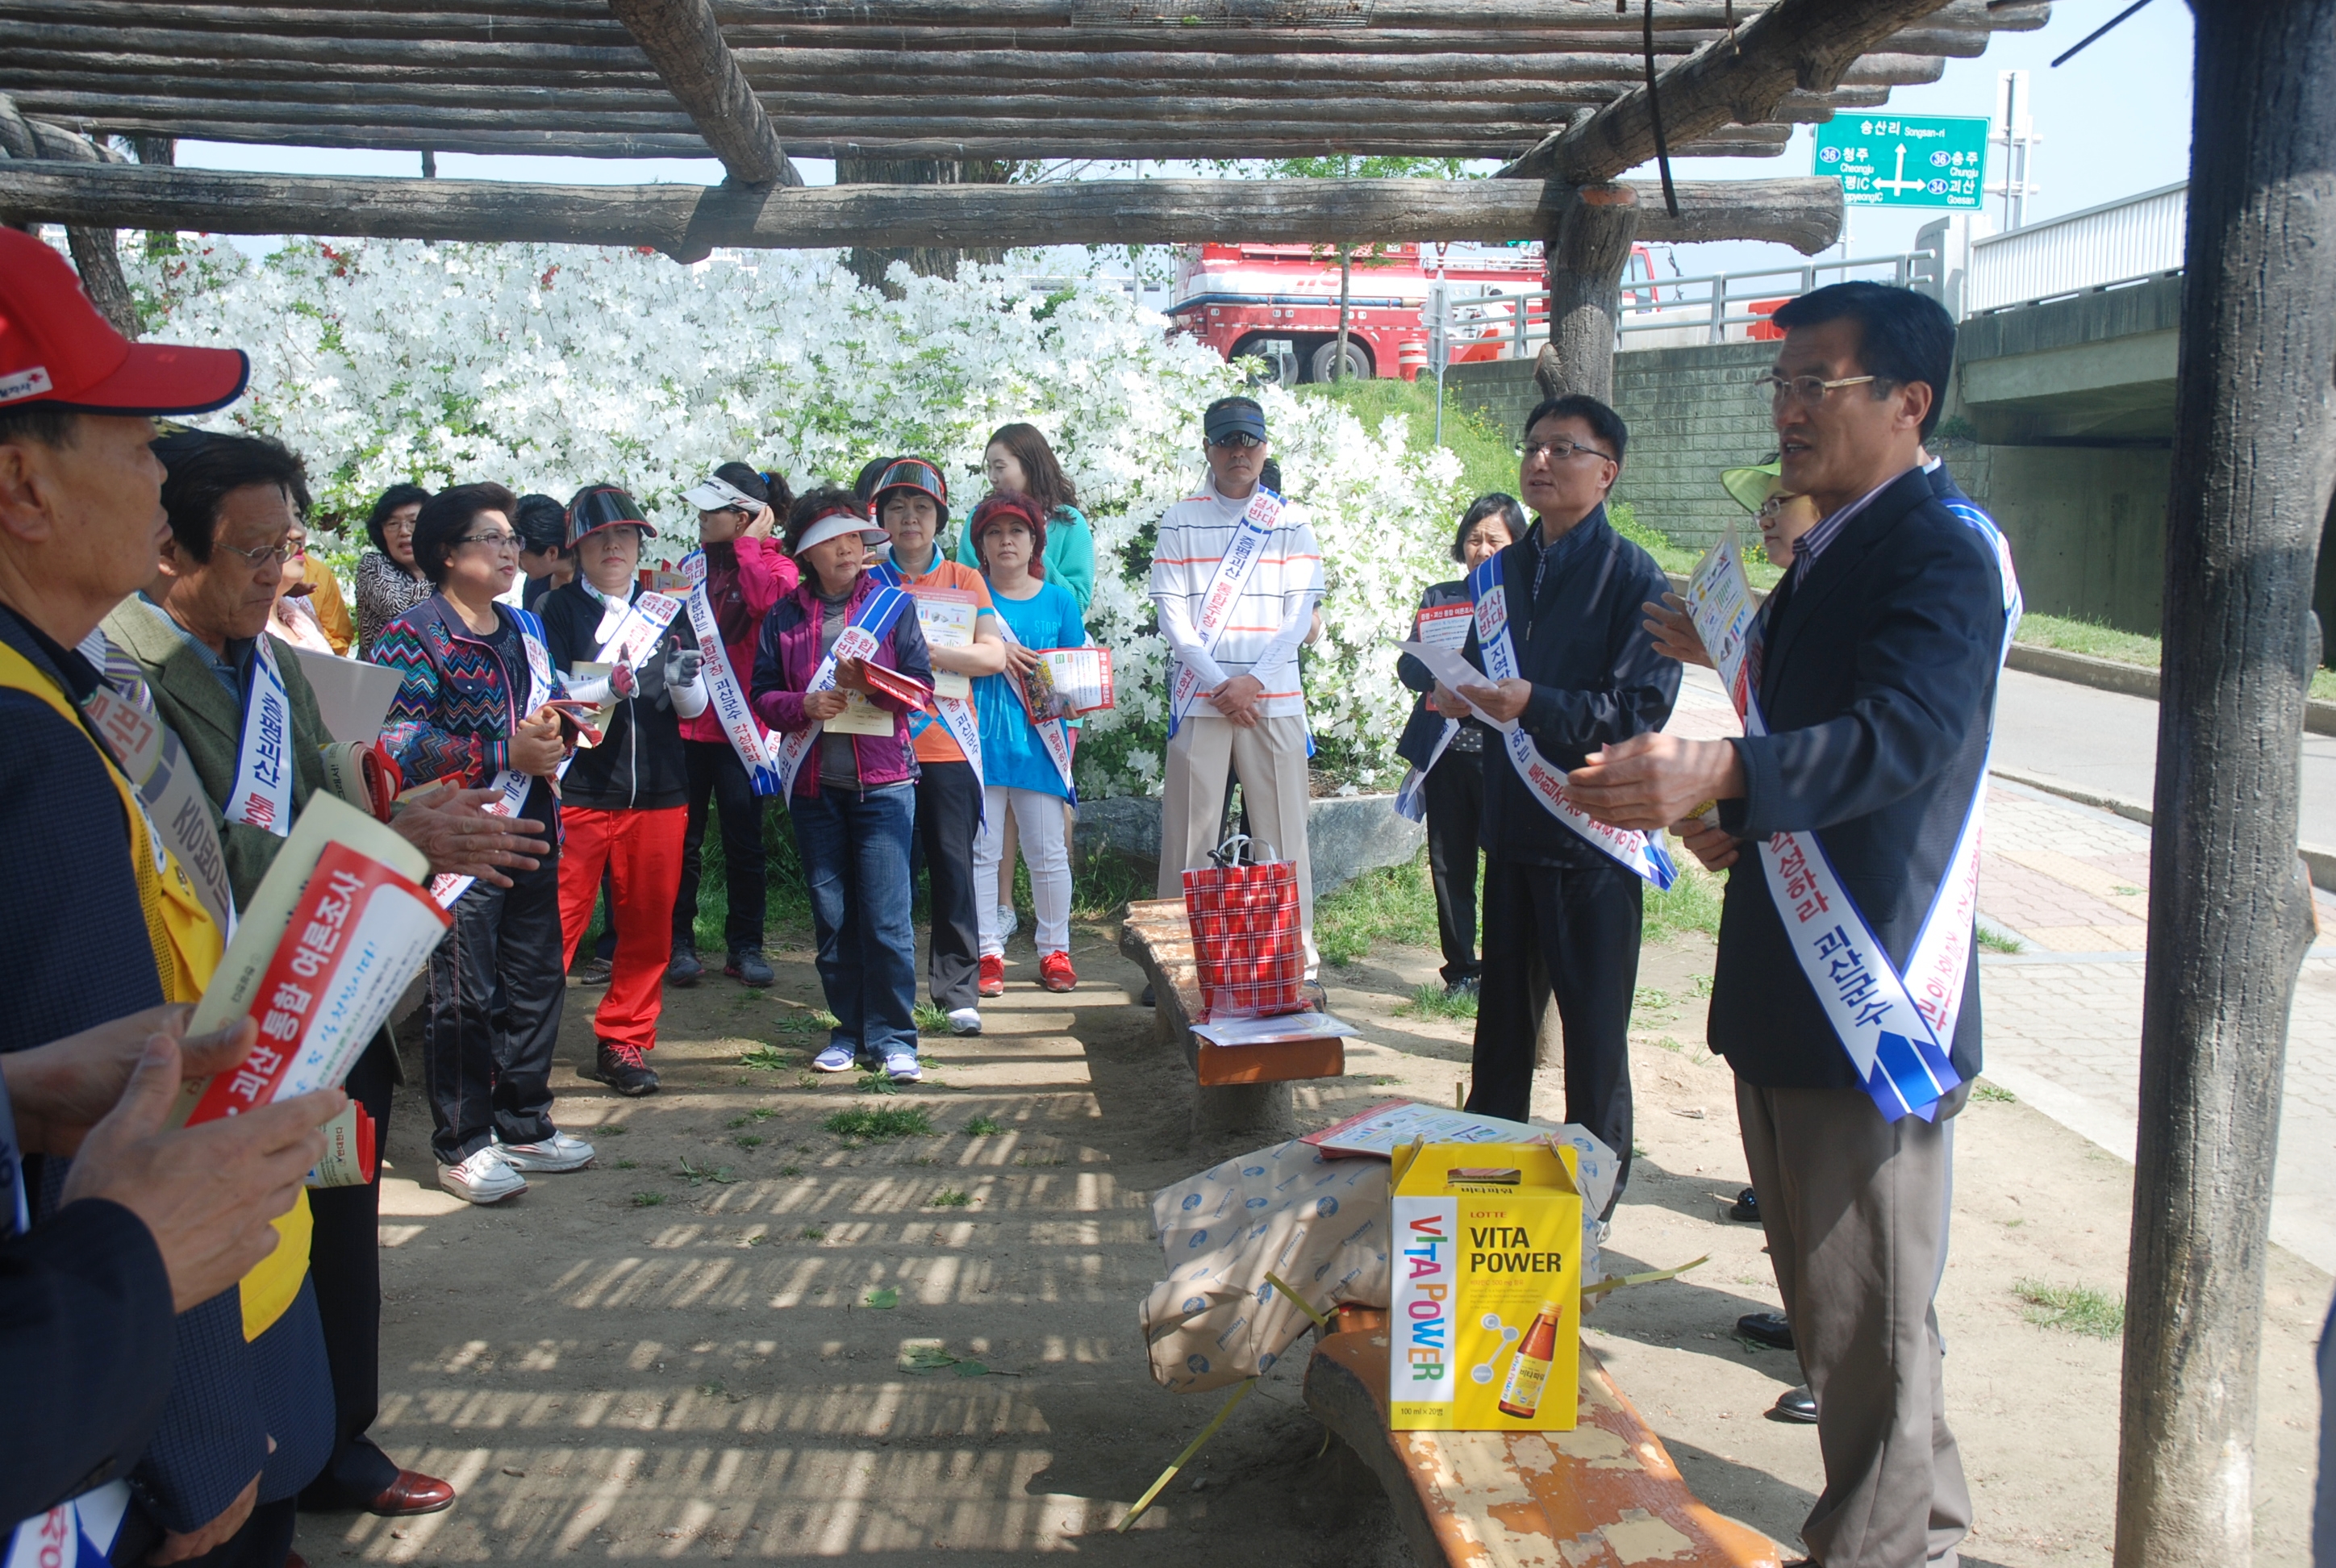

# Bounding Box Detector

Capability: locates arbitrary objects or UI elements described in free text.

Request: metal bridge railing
[1963,181,2188,314]
[1449,252,1922,358]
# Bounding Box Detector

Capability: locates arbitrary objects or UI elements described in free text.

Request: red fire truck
[1165,240,1666,385]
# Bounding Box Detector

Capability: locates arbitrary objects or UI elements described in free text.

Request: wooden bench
[1304,1311,1785,1568]
[1118,897,1344,1139]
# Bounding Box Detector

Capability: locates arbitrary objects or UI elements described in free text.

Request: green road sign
[1814,114,1989,209]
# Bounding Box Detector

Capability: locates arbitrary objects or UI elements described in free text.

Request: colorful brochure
[912,587,979,699]
[177,793,450,1128]
[1037,647,1114,715]
[1414,600,1474,653]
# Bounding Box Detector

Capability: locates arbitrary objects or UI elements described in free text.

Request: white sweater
[1147,476,1324,721]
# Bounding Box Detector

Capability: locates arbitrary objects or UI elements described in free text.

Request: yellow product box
[1388,1139,1583,1432]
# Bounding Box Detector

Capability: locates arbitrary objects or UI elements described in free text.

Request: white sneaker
[996,903,1019,939]
[498,1130,596,1172]
[440,1145,528,1205]
[947,1007,983,1036]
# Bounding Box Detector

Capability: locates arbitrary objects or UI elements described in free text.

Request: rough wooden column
[835,156,1011,295]
[1533,182,1639,403]
[2114,2,2336,1565]
[606,0,800,188]
[0,99,138,336]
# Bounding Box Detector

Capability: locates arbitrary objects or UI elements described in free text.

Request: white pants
[974,785,1072,957]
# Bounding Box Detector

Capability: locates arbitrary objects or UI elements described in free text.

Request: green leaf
[865,1287,900,1310]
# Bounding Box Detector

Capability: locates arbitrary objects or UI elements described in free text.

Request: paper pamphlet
[639,568,691,596]
[1191,1009,1354,1049]
[567,661,619,745]
[1303,1099,1573,1159]
[826,690,895,736]
[912,588,978,699]
[178,792,449,1127]
[289,645,404,744]
[1415,601,1474,653]
[1391,638,1503,725]
[1037,648,1114,714]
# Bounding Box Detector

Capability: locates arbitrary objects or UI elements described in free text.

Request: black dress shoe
[1770,1386,1818,1424]
[1729,1186,1761,1222]
[1737,1312,1795,1350]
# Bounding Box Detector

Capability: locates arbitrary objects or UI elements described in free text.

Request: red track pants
[558,804,686,1053]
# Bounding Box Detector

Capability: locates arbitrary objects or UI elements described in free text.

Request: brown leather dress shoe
[367,1470,457,1516]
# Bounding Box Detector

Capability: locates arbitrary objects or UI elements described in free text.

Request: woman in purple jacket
[752,487,934,1082]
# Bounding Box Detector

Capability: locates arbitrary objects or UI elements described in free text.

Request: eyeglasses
[1208,433,1265,450]
[1756,495,1800,520]
[1516,438,1615,465]
[1752,372,1883,408]
[215,540,298,569]
[382,516,417,535]
[457,531,523,552]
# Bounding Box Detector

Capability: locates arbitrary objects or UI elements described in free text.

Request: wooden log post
[0,99,138,336]
[605,0,801,189]
[1533,183,1639,403]
[834,156,1010,295]
[2114,4,2336,1565]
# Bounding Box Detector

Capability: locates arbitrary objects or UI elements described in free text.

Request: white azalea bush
[123,236,1464,794]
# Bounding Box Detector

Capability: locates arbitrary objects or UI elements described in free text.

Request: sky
[167,0,2196,290]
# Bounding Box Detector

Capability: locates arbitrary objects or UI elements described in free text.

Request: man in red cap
[0,227,343,1567]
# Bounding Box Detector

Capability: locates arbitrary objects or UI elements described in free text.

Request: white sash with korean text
[771,585,915,801]
[993,615,1079,805]
[1166,487,1280,736]
[223,633,296,836]
[677,550,782,794]
[1464,554,1678,889]
[1683,511,2020,1123]
[870,561,984,790]
[1393,600,1476,822]
[431,618,555,909]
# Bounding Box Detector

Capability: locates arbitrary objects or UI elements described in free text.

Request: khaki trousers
[1157,712,1316,972]
[1736,1078,1973,1568]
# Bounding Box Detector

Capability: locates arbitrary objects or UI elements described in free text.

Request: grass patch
[913,1002,952,1035]
[855,1070,899,1096]
[632,1191,665,1207]
[1633,986,1675,1014]
[1396,980,1478,1019]
[2015,1279,2125,1339]
[964,1114,1003,1136]
[1643,860,1725,943]
[1976,925,2024,954]
[929,1188,972,1208]
[1971,1081,2017,1103]
[734,1134,763,1149]
[2017,612,2336,699]
[1297,373,1518,507]
[799,1225,826,1241]
[1070,849,1152,922]
[823,1105,934,1140]
[778,1163,804,1177]
[611,1157,638,1170]
[677,1157,736,1186]
[1314,853,1441,965]
[775,1007,841,1036]
[738,1045,792,1071]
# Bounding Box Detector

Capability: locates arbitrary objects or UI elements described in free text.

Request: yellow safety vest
[0,641,310,1339]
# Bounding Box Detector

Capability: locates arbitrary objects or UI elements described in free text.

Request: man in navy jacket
[1435,394,1677,1206]
[1571,283,2004,1568]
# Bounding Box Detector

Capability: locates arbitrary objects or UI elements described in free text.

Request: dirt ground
[300,916,2330,1566]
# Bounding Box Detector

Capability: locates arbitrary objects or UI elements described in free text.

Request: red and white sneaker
[978,953,1007,997]
[1038,951,1077,993]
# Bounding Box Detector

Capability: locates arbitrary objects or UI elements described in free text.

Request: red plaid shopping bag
[1182,835,1306,1020]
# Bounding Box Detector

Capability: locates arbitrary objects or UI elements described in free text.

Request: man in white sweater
[1149,396,1327,975]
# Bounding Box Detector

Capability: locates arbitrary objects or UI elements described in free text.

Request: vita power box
[1389,1139,1583,1431]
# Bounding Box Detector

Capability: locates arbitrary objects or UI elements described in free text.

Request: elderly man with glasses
[1426,394,1678,1215]
[1149,395,1327,984]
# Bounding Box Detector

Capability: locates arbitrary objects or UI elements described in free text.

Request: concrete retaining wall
[1074,792,1424,898]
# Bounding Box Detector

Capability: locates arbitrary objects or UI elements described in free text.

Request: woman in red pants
[540,486,707,1096]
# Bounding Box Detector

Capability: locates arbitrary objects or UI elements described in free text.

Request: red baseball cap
[0,227,248,415]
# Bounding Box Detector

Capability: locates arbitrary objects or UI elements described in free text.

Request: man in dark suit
[1569,282,2007,1568]
[1432,394,1678,1207]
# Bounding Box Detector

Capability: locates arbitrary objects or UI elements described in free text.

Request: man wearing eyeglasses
[1149,395,1327,980]
[1426,394,1678,1211]
[1567,282,2013,1568]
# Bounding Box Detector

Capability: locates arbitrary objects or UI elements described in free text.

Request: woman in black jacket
[539,486,707,1096]
[1395,493,1524,998]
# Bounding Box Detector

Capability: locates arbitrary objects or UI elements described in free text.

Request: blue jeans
[789,782,918,1061]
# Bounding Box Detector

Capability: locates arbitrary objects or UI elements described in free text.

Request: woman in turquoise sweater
[954,422,1095,614]
[966,491,1090,996]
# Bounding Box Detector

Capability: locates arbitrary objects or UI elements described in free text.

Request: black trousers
[1422,749,1486,986]
[423,832,564,1165]
[300,1032,402,1510]
[675,738,770,956]
[175,1495,296,1568]
[1465,857,1642,1211]
[910,759,981,1011]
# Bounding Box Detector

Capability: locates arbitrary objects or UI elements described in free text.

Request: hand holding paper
[1,1005,255,1157]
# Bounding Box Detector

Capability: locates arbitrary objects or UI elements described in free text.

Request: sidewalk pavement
[1665,664,2336,1275]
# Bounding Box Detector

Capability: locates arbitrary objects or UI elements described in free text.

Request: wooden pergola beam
[1500,0,1963,183]
[0,161,1845,257]
[605,0,799,187]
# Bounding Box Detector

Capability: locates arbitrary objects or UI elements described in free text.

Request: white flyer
[913,590,978,699]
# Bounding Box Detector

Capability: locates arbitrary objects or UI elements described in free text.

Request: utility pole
[1990,70,2042,231]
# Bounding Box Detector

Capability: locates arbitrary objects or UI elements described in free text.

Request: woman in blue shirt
[966,491,1088,996]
